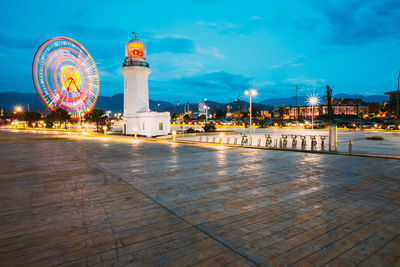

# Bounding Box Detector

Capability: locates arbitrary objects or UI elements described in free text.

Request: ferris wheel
[32,37,99,118]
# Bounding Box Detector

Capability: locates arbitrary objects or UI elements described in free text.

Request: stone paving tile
[0,131,399,266]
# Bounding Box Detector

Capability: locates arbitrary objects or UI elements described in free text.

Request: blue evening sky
[0,0,399,103]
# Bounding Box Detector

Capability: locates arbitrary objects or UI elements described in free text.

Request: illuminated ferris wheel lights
[32,37,99,118]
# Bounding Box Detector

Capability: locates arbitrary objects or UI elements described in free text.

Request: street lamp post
[307,95,319,129]
[204,98,208,123]
[295,85,301,124]
[397,71,400,120]
[245,89,257,136]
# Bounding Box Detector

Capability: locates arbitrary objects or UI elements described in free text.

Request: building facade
[287,105,370,119]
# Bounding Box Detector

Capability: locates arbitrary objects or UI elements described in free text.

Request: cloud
[149,71,253,102]
[249,16,261,21]
[195,46,225,59]
[253,81,275,87]
[147,37,194,54]
[60,24,125,39]
[285,77,327,87]
[313,0,400,45]
[196,21,239,35]
[0,33,39,50]
[271,55,308,69]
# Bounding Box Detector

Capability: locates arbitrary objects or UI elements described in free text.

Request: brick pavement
[0,131,399,266]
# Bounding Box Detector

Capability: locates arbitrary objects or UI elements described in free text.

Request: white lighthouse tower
[121,33,170,137]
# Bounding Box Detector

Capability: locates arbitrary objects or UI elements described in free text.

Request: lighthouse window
[159,122,163,131]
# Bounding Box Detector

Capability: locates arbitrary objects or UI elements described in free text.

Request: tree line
[1,108,110,132]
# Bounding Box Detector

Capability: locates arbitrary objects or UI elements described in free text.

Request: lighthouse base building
[121,34,170,137]
[123,112,170,137]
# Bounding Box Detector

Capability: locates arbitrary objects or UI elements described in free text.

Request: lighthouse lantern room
[121,33,170,137]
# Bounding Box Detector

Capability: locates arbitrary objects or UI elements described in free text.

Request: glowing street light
[307,94,320,129]
[203,98,209,123]
[103,126,107,136]
[244,88,257,135]
[133,127,138,139]
[172,130,177,141]
[219,133,224,145]
[14,105,23,113]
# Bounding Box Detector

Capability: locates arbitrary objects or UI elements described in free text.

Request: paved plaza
[0,131,400,266]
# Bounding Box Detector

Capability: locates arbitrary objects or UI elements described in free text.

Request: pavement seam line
[74,146,260,266]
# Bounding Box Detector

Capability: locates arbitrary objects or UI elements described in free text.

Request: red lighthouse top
[125,34,146,59]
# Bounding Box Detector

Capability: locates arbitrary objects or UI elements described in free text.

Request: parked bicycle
[241,133,248,145]
[282,134,288,148]
[320,136,327,150]
[265,134,272,147]
[310,135,317,151]
[291,135,297,149]
[300,135,307,150]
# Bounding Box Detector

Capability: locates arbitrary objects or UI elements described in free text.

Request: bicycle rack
[265,134,272,147]
[282,134,288,148]
[310,135,317,151]
[240,133,248,145]
[291,135,298,149]
[319,135,327,150]
[300,135,307,150]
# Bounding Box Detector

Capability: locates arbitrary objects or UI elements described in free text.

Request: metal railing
[122,60,149,68]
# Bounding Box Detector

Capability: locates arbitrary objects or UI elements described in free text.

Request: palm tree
[183,114,191,123]
[278,106,285,127]
[326,85,333,123]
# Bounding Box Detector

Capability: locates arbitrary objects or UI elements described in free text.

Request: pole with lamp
[204,98,208,123]
[295,85,301,124]
[307,94,320,129]
[397,71,399,120]
[244,88,257,136]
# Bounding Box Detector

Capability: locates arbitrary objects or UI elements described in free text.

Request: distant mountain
[260,93,389,106]
[260,96,307,106]
[0,91,45,111]
[0,91,273,114]
[226,100,273,112]
[95,94,175,113]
